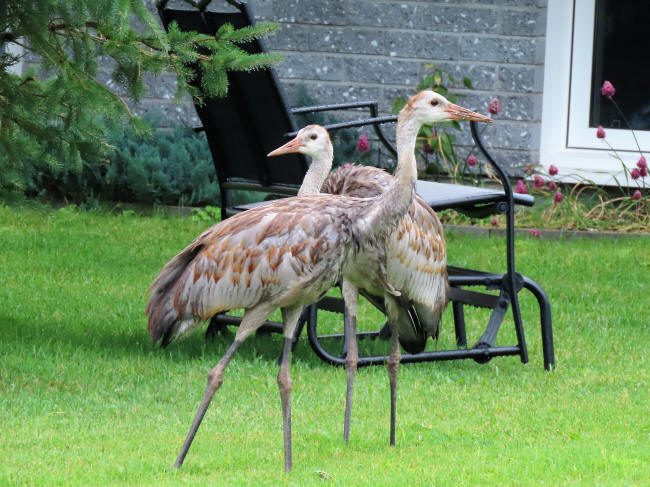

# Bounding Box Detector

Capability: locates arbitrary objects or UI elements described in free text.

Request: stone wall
[249,0,548,170]
[125,0,548,171]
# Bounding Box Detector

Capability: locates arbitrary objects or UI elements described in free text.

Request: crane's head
[401,90,492,125]
[267,125,333,160]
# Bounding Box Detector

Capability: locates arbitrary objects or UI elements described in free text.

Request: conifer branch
[0,0,280,192]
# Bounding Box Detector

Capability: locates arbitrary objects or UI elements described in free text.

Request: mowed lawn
[0,204,648,486]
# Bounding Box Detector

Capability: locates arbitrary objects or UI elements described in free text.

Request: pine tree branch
[48,22,214,64]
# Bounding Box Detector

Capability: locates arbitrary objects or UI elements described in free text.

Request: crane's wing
[387,195,448,337]
[322,164,393,197]
[325,165,448,339]
[147,195,354,346]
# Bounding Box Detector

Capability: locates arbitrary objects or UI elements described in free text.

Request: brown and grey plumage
[269,125,448,354]
[147,195,352,347]
[323,163,449,352]
[268,124,448,445]
[146,91,491,472]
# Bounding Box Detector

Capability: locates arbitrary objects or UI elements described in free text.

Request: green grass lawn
[0,204,648,485]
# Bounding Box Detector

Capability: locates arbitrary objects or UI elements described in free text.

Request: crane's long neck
[298,145,333,196]
[365,114,420,231]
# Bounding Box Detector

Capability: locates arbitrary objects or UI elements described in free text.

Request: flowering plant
[518,80,648,232]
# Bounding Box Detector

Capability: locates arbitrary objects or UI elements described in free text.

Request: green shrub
[26,113,220,206]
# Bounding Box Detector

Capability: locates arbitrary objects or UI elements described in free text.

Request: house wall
[119,0,547,172]
[249,0,548,170]
[14,1,549,172]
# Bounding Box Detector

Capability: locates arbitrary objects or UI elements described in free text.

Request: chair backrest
[157,1,308,202]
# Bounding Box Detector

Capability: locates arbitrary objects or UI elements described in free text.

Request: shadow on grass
[1,312,510,380]
[0,313,341,370]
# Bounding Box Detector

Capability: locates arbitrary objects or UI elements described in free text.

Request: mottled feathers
[147,194,376,346]
[323,164,448,351]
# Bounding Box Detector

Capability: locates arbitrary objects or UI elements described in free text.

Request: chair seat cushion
[416,180,534,210]
[231,180,534,215]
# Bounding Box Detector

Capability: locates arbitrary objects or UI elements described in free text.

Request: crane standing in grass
[146,91,491,472]
[268,124,449,444]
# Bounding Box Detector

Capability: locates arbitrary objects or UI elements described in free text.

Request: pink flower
[515,179,528,194]
[637,156,647,169]
[548,164,559,176]
[529,228,541,238]
[533,175,545,188]
[631,190,642,201]
[600,80,616,97]
[553,191,564,204]
[356,134,370,152]
[631,168,641,179]
[548,181,558,191]
[490,217,498,226]
[466,154,478,166]
[488,98,502,115]
[596,126,606,139]
[640,166,648,178]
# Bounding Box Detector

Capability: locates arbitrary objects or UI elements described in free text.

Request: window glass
[589,0,650,131]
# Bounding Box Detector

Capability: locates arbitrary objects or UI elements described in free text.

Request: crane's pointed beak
[445,103,493,123]
[268,137,304,157]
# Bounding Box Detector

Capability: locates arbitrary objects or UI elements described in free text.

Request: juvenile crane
[146,91,491,472]
[270,126,449,352]
[268,124,449,443]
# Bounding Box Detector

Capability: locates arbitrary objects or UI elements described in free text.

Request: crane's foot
[343,324,358,444]
[343,359,357,444]
[342,280,359,445]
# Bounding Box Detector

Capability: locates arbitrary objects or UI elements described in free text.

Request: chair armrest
[470,122,513,199]
[287,113,399,156]
[290,100,379,115]
[291,100,397,155]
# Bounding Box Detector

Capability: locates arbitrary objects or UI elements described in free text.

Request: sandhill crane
[271,126,449,352]
[146,91,491,472]
[324,164,448,349]
[268,124,449,443]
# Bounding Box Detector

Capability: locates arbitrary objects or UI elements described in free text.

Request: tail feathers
[146,242,203,347]
[393,302,444,354]
[413,303,443,341]
[393,302,427,354]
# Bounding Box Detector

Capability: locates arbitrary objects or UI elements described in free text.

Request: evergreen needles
[0,0,280,191]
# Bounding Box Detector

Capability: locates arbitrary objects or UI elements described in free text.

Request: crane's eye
[310,134,318,140]
[430,100,439,107]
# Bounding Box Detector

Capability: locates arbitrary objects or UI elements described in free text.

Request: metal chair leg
[452,301,467,347]
[509,291,529,365]
[522,276,555,370]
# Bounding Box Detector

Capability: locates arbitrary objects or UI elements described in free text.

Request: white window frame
[540,0,649,186]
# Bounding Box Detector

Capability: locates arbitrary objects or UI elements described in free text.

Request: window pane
[590,0,650,131]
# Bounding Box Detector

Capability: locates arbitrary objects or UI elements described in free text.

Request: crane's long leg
[385,296,401,447]
[174,303,274,469]
[341,280,359,444]
[278,306,303,473]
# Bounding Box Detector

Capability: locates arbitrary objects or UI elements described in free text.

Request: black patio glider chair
[157,0,555,371]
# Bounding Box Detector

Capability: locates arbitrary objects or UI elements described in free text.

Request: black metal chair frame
[157,0,555,371]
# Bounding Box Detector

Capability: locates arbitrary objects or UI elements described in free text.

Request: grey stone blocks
[137,0,550,169]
